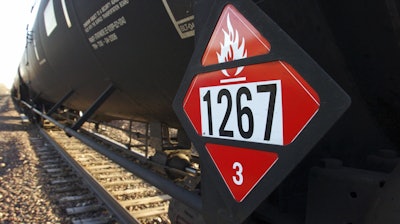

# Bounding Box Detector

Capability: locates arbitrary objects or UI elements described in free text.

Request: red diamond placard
[173,1,350,222]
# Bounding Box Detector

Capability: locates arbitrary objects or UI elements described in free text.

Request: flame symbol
[217,14,248,77]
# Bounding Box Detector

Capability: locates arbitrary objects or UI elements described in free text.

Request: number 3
[233,162,244,185]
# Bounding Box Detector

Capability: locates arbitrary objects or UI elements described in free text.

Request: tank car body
[19,0,400,143]
[20,0,194,127]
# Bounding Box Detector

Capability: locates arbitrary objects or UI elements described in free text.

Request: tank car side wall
[35,0,111,109]
[20,0,69,103]
[70,0,194,127]
[24,0,195,127]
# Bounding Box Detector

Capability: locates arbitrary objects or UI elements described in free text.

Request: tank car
[14,0,400,223]
[18,0,194,127]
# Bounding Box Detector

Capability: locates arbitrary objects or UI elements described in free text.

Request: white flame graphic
[217,14,247,77]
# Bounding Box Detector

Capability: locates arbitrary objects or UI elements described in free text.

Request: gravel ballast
[0,95,65,223]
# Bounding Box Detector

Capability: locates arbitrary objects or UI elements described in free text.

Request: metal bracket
[71,84,115,131]
[47,90,74,116]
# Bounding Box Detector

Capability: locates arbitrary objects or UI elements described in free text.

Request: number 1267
[200,80,283,145]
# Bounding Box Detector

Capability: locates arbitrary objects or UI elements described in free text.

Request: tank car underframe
[41,81,196,183]
[20,100,203,214]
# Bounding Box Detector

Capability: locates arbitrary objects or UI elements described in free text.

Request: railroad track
[29,136,114,223]
[36,124,172,223]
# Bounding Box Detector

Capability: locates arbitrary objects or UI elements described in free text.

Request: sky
[0,1,34,89]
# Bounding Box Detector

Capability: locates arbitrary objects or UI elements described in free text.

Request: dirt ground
[0,95,64,223]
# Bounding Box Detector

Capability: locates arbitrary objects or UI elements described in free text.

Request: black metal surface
[365,162,400,224]
[306,160,387,224]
